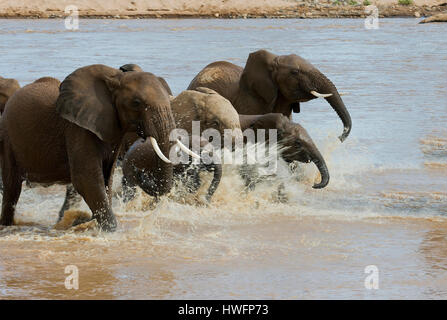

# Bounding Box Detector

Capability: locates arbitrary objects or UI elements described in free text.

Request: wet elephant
[188,49,352,142]
[239,113,330,190]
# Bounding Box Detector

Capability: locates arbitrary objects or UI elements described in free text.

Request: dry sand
[0,0,446,18]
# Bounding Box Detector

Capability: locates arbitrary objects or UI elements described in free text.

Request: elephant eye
[291,69,299,75]
[131,98,143,108]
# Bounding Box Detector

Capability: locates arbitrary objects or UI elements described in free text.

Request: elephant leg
[0,150,22,226]
[70,165,117,232]
[57,185,83,221]
[0,167,3,194]
[67,141,117,232]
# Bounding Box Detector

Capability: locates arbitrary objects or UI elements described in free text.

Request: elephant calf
[238,113,330,189]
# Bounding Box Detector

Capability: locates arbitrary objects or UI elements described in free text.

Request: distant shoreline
[0,3,445,19]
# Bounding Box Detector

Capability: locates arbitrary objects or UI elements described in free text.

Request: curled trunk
[311,154,330,189]
[319,74,352,142]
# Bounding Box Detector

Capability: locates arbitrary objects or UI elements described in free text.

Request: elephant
[238,113,330,189]
[187,49,352,142]
[55,63,176,220]
[122,136,222,203]
[0,65,196,231]
[0,76,20,191]
[121,87,241,203]
[0,76,20,114]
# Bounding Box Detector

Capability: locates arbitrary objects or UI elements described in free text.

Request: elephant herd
[0,49,352,232]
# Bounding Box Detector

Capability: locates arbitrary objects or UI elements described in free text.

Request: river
[0,18,446,299]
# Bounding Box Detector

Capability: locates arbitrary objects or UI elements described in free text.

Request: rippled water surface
[0,18,446,299]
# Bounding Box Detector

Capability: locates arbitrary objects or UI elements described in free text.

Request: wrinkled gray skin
[188,49,352,142]
[239,113,330,189]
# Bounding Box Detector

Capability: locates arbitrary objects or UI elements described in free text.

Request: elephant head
[119,63,172,96]
[240,49,352,142]
[56,65,192,187]
[0,76,20,114]
[243,113,330,189]
[171,87,242,149]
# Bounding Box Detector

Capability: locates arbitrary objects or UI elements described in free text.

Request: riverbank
[0,0,446,19]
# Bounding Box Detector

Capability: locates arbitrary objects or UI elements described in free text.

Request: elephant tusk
[150,137,172,164]
[176,139,201,160]
[310,91,333,98]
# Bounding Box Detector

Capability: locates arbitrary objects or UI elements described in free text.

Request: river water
[0,18,446,299]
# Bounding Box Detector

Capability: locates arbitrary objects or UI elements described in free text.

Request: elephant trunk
[143,108,176,195]
[204,163,222,201]
[310,150,330,189]
[318,74,352,142]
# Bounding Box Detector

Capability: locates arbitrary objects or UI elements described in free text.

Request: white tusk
[310,90,333,98]
[150,137,172,164]
[176,139,201,160]
[339,92,349,96]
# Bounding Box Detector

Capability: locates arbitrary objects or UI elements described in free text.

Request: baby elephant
[239,113,330,189]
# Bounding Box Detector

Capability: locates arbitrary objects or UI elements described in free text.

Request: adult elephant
[239,113,329,189]
[0,76,20,114]
[121,87,241,202]
[0,65,195,231]
[188,49,352,142]
[56,63,177,220]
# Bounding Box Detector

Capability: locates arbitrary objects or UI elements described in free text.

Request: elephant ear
[157,77,173,96]
[56,64,123,143]
[240,50,279,112]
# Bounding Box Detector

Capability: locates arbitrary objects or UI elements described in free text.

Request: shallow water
[0,18,446,299]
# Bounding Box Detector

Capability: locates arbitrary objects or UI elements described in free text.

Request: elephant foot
[72,219,98,232]
[54,210,91,230]
[95,213,117,233]
[0,216,14,226]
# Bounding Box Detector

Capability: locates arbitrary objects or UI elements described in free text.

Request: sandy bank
[0,0,446,18]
